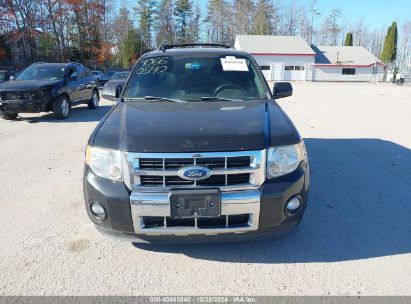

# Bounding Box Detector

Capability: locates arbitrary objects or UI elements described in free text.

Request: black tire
[0,109,18,120]
[88,90,99,109]
[52,95,71,119]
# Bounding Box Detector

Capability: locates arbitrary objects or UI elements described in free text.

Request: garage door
[260,65,272,81]
[273,63,284,80]
[284,65,306,81]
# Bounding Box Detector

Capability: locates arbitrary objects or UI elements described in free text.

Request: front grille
[126,150,264,191]
[143,214,250,229]
[140,173,250,187]
[3,91,31,100]
[138,156,252,187]
[139,156,251,170]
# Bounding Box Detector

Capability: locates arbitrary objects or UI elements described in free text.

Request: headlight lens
[267,142,306,178]
[85,146,123,181]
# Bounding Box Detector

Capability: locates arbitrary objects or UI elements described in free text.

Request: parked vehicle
[101,71,131,101]
[0,62,99,120]
[99,70,117,87]
[0,69,15,84]
[91,70,103,84]
[84,44,309,243]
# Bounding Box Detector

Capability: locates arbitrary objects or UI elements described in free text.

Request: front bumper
[83,161,309,243]
[0,98,49,113]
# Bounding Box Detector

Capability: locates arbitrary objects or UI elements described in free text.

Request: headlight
[267,142,306,178]
[85,146,123,181]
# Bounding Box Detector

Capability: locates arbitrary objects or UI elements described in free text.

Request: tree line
[0,0,410,71]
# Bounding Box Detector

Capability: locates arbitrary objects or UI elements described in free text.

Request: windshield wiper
[124,96,183,103]
[188,97,243,102]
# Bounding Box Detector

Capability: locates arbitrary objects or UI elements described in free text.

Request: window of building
[260,66,270,70]
[342,68,356,75]
[285,66,305,71]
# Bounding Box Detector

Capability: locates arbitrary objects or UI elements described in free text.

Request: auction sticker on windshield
[136,57,169,75]
[220,56,249,72]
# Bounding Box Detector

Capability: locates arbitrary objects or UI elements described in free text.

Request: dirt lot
[1,82,411,295]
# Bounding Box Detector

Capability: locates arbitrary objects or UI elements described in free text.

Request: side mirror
[8,75,15,81]
[273,82,293,99]
[115,85,124,98]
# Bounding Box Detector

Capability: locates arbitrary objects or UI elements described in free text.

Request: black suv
[0,62,99,120]
[84,44,309,243]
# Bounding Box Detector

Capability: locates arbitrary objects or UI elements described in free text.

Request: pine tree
[381,22,398,63]
[205,0,228,44]
[174,0,192,43]
[155,0,175,46]
[189,4,202,43]
[136,0,157,50]
[344,32,353,46]
[122,28,144,68]
[251,0,273,35]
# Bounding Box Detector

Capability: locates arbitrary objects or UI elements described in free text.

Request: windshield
[112,72,130,80]
[17,65,65,81]
[92,71,100,75]
[124,54,268,101]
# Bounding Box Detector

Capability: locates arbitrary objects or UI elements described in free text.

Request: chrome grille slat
[125,150,265,192]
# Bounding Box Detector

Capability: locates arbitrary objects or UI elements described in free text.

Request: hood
[92,100,299,153]
[0,79,62,92]
[101,75,113,81]
[105,79,127,86]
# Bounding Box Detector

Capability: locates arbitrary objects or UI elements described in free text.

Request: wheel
[88,90,99,109]
[52,95,70,119]
[0,109,18,120]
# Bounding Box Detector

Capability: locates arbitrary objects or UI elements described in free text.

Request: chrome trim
[130,189,260,235]
[135,167,256,176]
[125,150,266,192]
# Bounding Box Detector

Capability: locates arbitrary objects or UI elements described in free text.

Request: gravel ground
[0,82,411,296]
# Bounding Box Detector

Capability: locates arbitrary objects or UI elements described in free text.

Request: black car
[99,70,117,87]
[83,44,309,243]
[101,71,131,101]
[0,62,99,120]
[0,69,15,84]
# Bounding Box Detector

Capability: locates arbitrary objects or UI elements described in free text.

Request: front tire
[88,90,99,109]
[0,109,18,120]
[53,95,70,119]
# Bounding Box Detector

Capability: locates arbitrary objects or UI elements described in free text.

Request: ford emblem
[178,166,211,181]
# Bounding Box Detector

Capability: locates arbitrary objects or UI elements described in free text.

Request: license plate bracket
[169,189,221,219]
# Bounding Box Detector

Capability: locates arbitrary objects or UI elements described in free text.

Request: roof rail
[158,43,231,51]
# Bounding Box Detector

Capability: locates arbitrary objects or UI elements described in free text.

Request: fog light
[90,200,106,220]
[285,196,301,216]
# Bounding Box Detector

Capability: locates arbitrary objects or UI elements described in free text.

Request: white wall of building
[252,55,315,81]
[313,65,385,82]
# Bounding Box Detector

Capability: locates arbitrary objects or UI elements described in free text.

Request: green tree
[381,21,398,63]
[0,35,11,63]
[136,0,157,49]
[155,0,175,46]
[174,0,192,43]
[344,32,353,46]
[38,34,56,61]
[251,0,273,35]
[122,28,144,68]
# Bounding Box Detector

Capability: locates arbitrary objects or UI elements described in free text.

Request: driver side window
[67,67,77,81]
